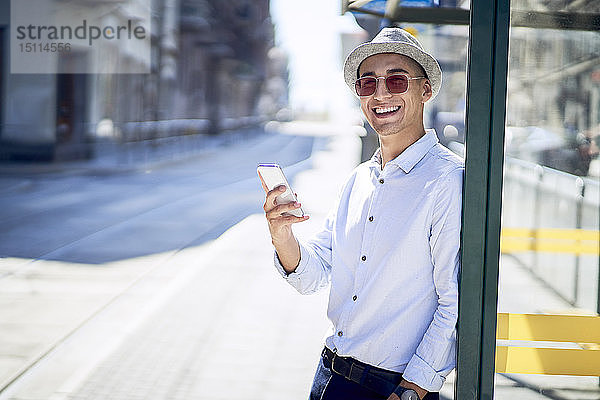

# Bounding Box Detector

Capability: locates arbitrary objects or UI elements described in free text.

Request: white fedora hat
[343,27,442,100]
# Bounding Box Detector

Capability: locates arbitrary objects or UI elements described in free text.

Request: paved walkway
[0,122,598,400]
[0,124,357,400]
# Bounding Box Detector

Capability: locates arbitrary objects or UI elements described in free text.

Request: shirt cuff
[273,243,311,283]
[402,354,446,392]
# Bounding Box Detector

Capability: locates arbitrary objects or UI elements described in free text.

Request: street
[0,131,315,264]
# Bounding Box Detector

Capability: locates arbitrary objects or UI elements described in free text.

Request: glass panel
[348,21,469,162]
[497,0,600,397]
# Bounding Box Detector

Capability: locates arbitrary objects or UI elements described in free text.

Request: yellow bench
[495,313,600,376]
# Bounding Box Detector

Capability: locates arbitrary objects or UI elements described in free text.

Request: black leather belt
[322,347,402,396]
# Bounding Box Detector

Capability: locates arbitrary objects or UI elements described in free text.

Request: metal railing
[502,157,600,314]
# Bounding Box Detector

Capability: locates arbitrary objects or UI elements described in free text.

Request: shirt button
[361,255,367,261]
[352,295,357,301]
[379,178,385,184]
[368,216,374,222]
[337,331,343,337]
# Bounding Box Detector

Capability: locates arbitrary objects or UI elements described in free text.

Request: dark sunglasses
[354,73,425,97]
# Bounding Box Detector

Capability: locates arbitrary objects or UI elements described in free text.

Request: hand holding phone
[257,163,304,217]
[258,163,307,273]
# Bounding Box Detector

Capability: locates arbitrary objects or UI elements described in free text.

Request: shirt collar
[370,129,439,173]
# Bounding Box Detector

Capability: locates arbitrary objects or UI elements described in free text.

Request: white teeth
[374,106,399,114]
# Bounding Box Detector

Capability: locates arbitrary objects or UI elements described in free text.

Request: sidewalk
[0,122,598,399]
[0,124,360,400]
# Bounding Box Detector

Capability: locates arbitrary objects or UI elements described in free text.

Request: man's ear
[421,80,433,103]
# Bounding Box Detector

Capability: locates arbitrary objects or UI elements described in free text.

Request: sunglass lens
[355,77,376,96]
[386,75,409,93]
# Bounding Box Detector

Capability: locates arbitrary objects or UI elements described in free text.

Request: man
[260,28,463,400]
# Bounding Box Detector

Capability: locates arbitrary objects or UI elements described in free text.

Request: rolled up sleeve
[273,210,335,295]
[403,166,463,392]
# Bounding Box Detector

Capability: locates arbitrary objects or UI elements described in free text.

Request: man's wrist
[273,237,301,273]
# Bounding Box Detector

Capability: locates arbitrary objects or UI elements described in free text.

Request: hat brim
[344,41,442,100]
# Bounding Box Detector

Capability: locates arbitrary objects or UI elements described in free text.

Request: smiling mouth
[373,106,400,117]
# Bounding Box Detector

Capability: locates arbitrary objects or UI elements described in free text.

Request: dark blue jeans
[309,351,440,400]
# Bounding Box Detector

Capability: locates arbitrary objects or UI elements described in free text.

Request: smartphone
[257,163,304,217]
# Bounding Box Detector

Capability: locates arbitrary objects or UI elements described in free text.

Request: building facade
[0,0,286,161]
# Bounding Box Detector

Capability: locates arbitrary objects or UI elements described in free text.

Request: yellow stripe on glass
[500,228,600,255]
[496,313,600,343]
[496,347,600,376]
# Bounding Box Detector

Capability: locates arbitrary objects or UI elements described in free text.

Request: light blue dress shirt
[274,130,463,392]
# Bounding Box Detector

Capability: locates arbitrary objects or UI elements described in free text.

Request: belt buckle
[330,353,342,377]
[331,354,358,382]
[348,362,361,382]
[330,352,350,380]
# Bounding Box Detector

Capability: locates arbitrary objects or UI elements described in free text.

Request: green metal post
[455,0,510,399]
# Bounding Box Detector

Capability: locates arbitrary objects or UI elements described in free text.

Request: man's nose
[373,77,392,99]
